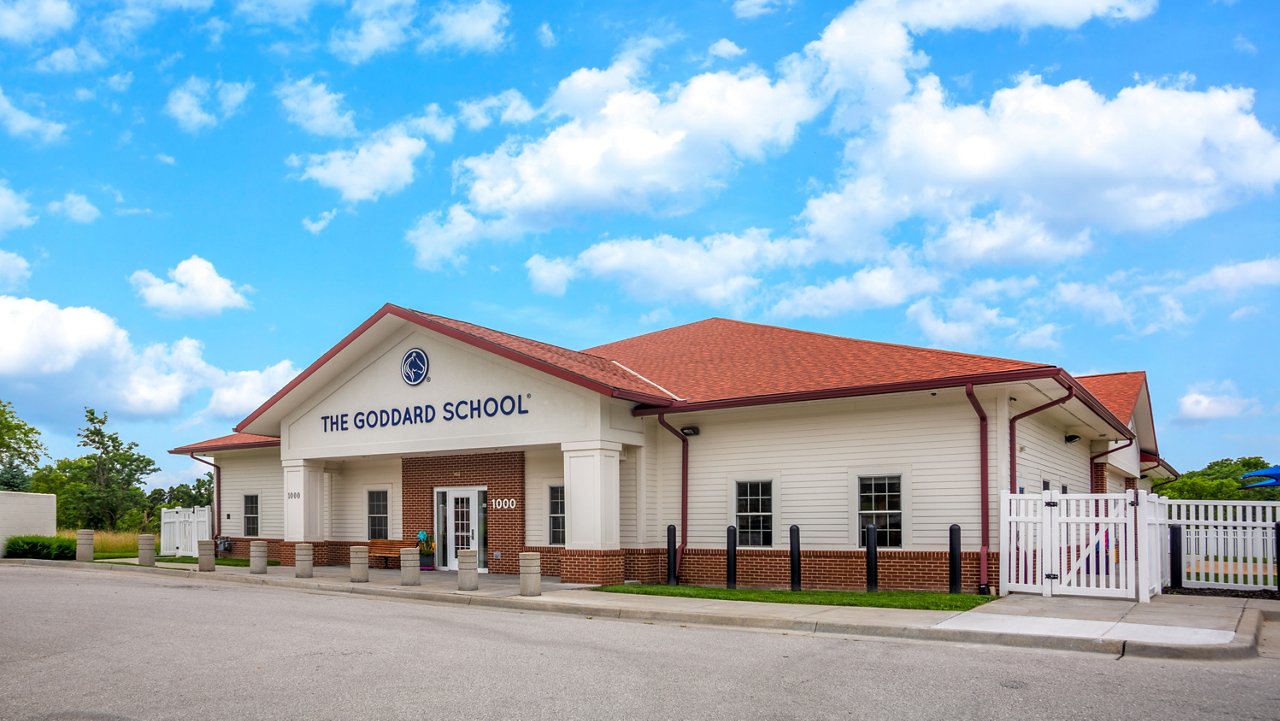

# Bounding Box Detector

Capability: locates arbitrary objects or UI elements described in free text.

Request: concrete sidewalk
[4,558,1274,659]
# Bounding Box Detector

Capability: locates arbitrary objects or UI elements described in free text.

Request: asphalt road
[1,565,1278,721]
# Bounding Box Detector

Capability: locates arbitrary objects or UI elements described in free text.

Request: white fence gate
[1003,490,1280,601]
[1000,491,1146,600]
[160,506,211,557]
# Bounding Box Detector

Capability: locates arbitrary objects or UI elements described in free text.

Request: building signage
[320,394,530,433]
[401,348,429,386]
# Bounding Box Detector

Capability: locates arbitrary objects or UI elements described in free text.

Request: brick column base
[1090,462,1108,493]
[559,549,625,585]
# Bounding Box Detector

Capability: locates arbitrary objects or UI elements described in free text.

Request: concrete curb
[0,559,1260,659]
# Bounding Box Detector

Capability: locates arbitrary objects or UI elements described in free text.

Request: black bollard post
[866,523,879,593]
[726,526,737,590]
[667,524,677,586]
[789,525,801,592]
[948,524,962,594]
[1169,524,1183,591]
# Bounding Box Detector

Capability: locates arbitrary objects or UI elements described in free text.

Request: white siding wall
[619,450,638,546]
[331,458,401,541]
[642,392,995,551]
[523,447,563,547]
[1015,415,1091,495]
[215,449,285,538]
[1106,471,1128,493]
[0,492,56,555]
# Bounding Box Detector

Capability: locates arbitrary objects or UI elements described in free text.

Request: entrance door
[440,488,488,571]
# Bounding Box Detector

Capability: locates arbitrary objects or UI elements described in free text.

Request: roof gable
[1077,371,1146,423]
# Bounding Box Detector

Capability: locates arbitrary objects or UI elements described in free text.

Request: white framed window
[368,489,389,540]
[243,495,259,537]
[857,475,902,548]
[735,480,773,547]
[549,486,565,546]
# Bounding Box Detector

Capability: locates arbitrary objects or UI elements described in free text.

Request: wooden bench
[366,539,416,568]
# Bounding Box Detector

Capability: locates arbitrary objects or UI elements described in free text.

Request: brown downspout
[657,414,689,577]
[189,453,221,558]
[965,384,991,595]
[1089,438,1135,491]
[1009,380,1074,493]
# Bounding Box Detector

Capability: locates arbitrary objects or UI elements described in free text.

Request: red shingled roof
[169,433,280,455]
[1077,371,1146,423]
[586,318,1052,404]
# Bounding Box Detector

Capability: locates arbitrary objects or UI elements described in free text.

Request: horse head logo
[401,348,429,386]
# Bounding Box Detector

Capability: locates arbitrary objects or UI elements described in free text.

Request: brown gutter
[965,384,991,595]
[657,414,689,577]
[1009,379,1075,493]
[1089,439,1135,486]
[188,453,221,558]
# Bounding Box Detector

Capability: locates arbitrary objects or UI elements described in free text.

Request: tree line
[0,401,211,533]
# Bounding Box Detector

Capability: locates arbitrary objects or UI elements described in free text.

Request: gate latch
[1044,501,1059,507]
[1045,573,1059,580]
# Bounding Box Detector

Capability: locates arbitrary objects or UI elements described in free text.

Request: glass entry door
[440,488,487,571]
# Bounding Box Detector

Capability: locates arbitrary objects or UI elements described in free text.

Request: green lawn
[94,551,144,560]
[595,584,992,611]
[155,556,281,567]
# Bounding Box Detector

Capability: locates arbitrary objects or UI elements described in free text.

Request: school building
[170,304,1177,592]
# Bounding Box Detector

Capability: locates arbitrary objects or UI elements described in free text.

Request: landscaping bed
[595,584,992,611]
[1163,587,1280,601]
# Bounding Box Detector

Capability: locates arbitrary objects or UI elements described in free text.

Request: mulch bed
[1163,587,1280,601]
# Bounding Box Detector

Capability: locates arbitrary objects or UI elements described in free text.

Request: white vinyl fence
[160,506,212,557]
[1001,491,1280,601]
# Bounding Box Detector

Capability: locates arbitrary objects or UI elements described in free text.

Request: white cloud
[528,229,812,307]
[732,0,789,19]
[1015,322,1061,350]
[457,89,536,130]
[1234,35,1257,55]
[100,0,214,45]
[0,295,295,419]
[926,212,1091,265]
[156,153,176,165]
[276,76,357,137]
[1054,281,1129,325]
[1183,257,1280,295]
[106,72,133,92]
[202,16,228,47]
[47,192,100,223]
[235,0,330,25]
[0,86,65,143]
[0,181,36,235]
[329,0,416,65]
[129,255,251,317]
[165,77,253,133]
[405,204,486,269]
[421,0,509,54]
[805,74,1280,262]
[297,127,427,202]
[302,208,337,234]
[1229,305,1259,321]
[525,254,575,296]
[0,250,30,290]
[708,38,745,60]
[403,103,455,143]
[536,21,555,48]
[772,254,940,317]
[34,41,104,73]
[426,45,823,260]
[906,296,1013,347]
[1176,381,1261,422]
[0,0,75,43]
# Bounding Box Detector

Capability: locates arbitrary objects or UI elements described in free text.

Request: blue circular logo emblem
[401,348,429,386]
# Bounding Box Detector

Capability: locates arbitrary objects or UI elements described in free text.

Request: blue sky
[0,0,1277,487]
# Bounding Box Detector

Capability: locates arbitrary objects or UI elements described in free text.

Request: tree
[28,457,96,529]
[1155,456,1278,501]
[0,457,30,492]
[74,408,158,530]
[0,399,46,475]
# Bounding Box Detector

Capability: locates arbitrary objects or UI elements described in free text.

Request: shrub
[4,535,75,560]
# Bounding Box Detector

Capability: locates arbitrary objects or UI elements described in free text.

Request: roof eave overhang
[632,367,1136,440]
[234,304,672,435]
[168,440,282,456]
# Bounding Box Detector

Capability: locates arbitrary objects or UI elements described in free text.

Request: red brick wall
[676,548,998,593]
[1091,462,1108,493]
[402,452,525,574]
[522,546,562,576]
[624,547,667,584]
[560,548,625,584]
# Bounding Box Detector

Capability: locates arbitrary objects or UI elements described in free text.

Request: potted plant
[417,530,435,571]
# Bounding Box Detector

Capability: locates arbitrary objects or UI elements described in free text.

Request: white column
[282,460,326,542]
[561,441,622,550]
